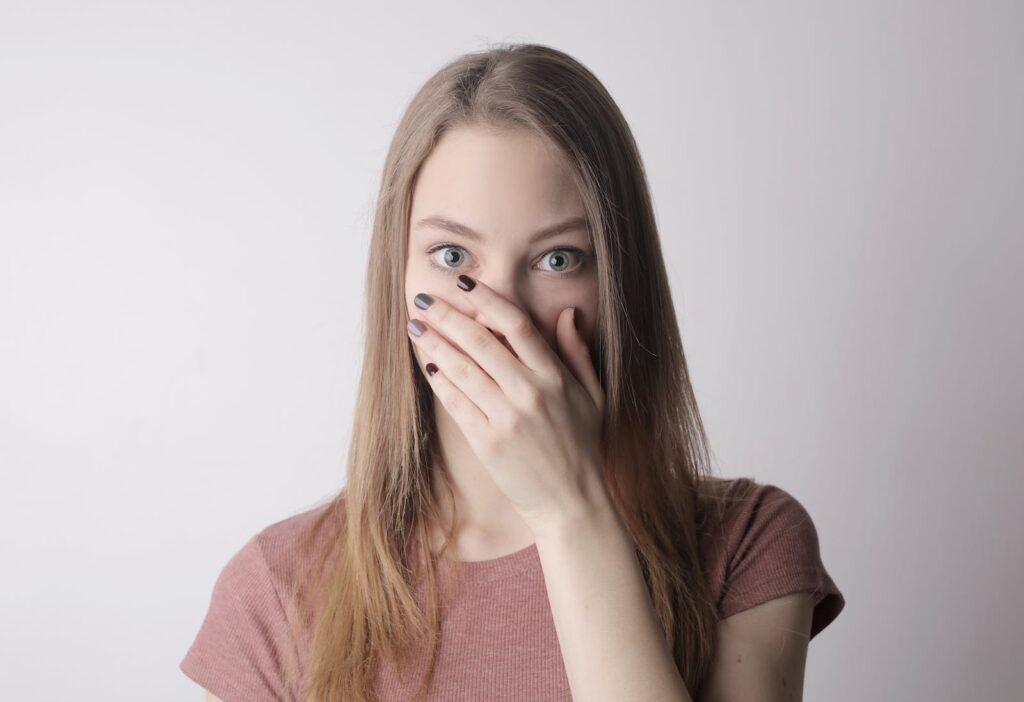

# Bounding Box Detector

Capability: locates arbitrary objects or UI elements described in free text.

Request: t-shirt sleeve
[179,533,298,701]
[718,483,845,640]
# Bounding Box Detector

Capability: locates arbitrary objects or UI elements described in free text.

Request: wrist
[534,471,623,544]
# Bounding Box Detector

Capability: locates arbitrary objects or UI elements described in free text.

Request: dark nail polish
[408,319,426,336]
[425,362,438,376]
[414,293,434,310]
[456,275,476,291]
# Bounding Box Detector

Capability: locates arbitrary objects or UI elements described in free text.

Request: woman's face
[404,125,599,377]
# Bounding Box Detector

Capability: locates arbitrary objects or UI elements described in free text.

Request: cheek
[404,261,428,301]
[577,301,596,333]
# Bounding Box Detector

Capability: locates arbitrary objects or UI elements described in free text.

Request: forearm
[533,482,693,702]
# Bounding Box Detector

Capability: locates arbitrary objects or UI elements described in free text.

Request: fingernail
[408,319,426,336]
[571,307,577,330]
[457,275,476,291]
[414,293,434,310]
[425,362,438,376]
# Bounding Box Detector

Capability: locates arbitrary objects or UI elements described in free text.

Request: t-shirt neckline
[435,541,540,582]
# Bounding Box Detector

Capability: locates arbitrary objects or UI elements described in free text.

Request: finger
[555,307,605,412]
[418,358,491,438]
[451,274,562,379]
[407,316,510,423]
[412,291,535,403]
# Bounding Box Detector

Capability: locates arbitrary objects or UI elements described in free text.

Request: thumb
[556,307,604,412]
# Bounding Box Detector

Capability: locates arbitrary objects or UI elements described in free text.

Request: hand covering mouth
[492,331,519,360]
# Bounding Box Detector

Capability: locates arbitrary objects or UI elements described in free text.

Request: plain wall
[2,1,1021,700]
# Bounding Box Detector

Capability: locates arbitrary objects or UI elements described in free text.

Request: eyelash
[425,242,591,277]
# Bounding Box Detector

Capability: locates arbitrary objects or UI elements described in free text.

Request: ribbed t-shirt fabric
[179,478,845,701]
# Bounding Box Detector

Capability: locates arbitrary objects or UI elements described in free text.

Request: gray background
[2,1,1021,700]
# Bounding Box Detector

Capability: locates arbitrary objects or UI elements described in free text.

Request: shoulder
[250,498,342,589]
[179,498,344,700]
[210,498,340,607]
[697,476,819,561]
[698,476,845,640]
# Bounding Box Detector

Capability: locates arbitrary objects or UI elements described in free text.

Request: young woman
[180,43,844,702]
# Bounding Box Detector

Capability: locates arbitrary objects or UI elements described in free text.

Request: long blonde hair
[282,41,750,701]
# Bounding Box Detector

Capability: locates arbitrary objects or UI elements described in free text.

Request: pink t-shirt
[180,478,845,700]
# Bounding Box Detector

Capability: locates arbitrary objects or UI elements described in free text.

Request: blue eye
[425,243,589,277]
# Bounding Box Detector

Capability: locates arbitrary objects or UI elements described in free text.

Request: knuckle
[481,435,504,459]
[503,410,527,434]
[434,303,454,326]
[520,384,544,411]
[449,359,472,382]
[547,371,567,393]
[469,327,496,351]
[509,313,533,337]
[445,391,466,415]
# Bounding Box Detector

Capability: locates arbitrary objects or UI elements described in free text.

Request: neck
[428,397,532,547]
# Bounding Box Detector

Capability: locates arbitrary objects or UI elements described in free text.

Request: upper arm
[205,691,225,702]
[179,535,298,701]
[697,592,815,702]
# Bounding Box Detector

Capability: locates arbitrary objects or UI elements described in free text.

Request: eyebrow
[413,215,590,244]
